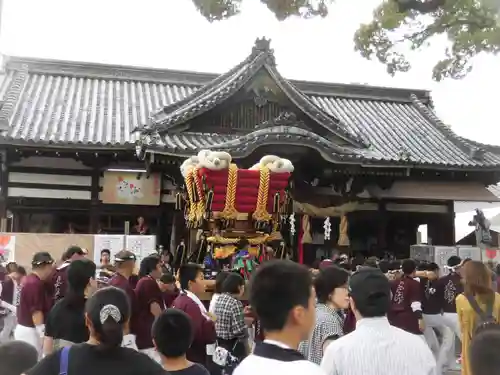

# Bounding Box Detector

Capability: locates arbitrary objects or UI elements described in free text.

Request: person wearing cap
[387,259,424,337]
[14,251,54,356]
[321,268,436,375]
[51,246,86,302]
[108,250,138,350]
[435,255,464,371]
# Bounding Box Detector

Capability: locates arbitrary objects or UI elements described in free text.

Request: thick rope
[220,163,239,220]
[184,169,197,224]
[193,167,206,222]
[252,166,272,222]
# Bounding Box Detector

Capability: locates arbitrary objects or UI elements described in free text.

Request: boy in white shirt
[234,260,325,375]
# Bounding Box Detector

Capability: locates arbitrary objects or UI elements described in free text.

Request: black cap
[32,252,54,267]
[114,250,136,263]
[348,268,390,314]
[63,246,84,260]
[447,255,462,268]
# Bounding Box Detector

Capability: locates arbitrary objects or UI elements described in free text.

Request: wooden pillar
[442,201,455,245]
[377,201,388,251]
[0,150,8,231]
[89,167,101,234]
[427,204,455,246]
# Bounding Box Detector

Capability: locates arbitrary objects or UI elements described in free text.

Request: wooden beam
[89,166,101,233]
[0,149,8,223]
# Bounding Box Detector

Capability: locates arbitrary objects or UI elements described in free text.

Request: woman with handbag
[212,273,249,374]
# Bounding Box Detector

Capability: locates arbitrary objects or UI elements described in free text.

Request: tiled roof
[146,38,365,149]
[0,48,499,169]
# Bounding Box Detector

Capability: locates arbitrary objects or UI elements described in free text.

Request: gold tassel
[338,214,350,247]
[301,215,312,244]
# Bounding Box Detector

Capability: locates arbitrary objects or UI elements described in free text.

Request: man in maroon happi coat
[51,246,85,301]
[388,259,424,336]
[172,263,216,365]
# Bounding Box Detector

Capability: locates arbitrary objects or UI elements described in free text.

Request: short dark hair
[153,309,193,358]
[388,260,401,271]
[214,271,230,294]
[236,238,249,250]
[378,260,390,274]
[221,273,245,294]
[16,266,26,276]
[178,263,203,291]
[428,262,439,272]
[64,246,84,260]
[364,257,378,268]
[160,273,176,284]
[67,259,97,293]
[0,340,38,375]
[470,328,500,375]
[314,266,349,304]
[138,255,161,278]
[401,259,416,275]
[249,260,312,332]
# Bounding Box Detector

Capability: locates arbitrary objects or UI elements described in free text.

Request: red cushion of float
[198,168,290,214]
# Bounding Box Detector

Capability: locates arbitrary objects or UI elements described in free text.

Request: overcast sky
[1,0,498,145]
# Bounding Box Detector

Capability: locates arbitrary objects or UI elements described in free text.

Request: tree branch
[394,0,446,13]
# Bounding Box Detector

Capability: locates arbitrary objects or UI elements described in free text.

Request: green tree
[192,0,500,81]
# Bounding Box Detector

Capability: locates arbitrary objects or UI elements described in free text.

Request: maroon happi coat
[172,293,216,365]
[388,276,422,334]
[109,273,139,335]
[162,289,179,309]
[17,274,51,327]
[134,276,164,350]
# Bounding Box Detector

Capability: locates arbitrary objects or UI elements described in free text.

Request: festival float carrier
[177,150,294,279]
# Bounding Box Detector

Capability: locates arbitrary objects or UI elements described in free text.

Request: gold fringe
[214,245,260,259]
[207,234,270,245]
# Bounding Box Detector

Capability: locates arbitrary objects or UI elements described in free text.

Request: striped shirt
[320,317,436,375]
[299,303,343,364]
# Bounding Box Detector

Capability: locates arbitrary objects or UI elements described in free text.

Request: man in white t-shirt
[234,260,325,375]
[321,268,436,375]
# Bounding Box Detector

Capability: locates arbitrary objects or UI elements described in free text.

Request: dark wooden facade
[0,38,499,257]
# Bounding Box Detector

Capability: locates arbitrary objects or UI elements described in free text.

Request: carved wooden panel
[192,101,293,133]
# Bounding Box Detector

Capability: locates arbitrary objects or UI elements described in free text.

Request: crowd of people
[0,246,499,375]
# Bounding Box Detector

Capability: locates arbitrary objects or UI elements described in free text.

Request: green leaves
[354,0,500,81]
[191,0,500,81]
